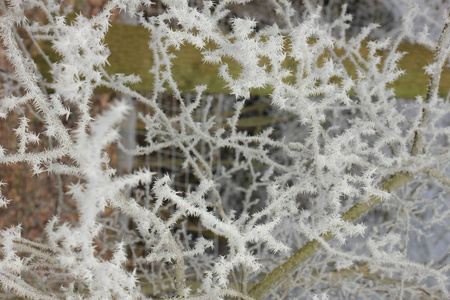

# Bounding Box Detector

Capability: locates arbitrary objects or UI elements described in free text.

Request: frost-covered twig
[0,1,449,299]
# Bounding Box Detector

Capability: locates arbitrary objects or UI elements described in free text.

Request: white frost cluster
[0,0,449,299]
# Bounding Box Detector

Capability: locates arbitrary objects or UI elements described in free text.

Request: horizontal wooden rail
[27,21,449,98]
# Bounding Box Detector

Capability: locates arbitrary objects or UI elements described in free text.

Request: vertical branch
[113,193,187,298]
[411,11,450,156]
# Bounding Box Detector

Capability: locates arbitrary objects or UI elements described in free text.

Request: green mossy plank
[396,42,450,98]
[103,23,233,94]
[33,21,449,99]
[103,23,153,92]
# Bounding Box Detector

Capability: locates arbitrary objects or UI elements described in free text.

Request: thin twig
[411,12,450,156]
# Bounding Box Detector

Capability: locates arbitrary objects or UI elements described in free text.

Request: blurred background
[0,1,449,298]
